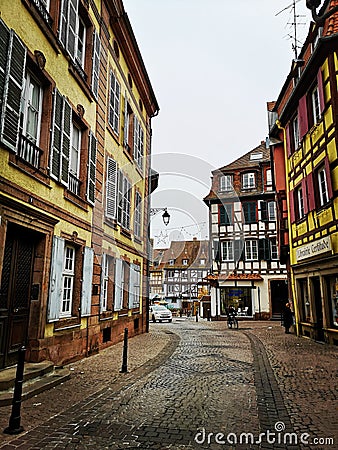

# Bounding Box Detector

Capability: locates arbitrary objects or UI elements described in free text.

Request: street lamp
[150,207,171,226]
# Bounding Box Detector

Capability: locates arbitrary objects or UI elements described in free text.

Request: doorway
[270,279,288,320]
[312,277,324,342]
[0,224,37,368]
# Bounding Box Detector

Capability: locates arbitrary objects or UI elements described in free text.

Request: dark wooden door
[0,224,35,368]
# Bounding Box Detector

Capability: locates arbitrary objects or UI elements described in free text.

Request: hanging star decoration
[156,230,169,246]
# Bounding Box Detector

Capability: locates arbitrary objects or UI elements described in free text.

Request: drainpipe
[275,120,300,336]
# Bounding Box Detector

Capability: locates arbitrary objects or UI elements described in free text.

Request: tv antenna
[276,0,304,59]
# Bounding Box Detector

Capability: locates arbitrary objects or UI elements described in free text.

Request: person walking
[282,302,293,334]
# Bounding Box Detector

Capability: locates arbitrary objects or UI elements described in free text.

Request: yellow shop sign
[296,236,332,262]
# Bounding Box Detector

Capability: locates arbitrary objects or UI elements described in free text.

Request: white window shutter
[91,30,100,99]
[81,246,93,317]
[48,236,65,322]
[128,263,136,309]
[0,30,26,152]
[61,97,71,186]
[100,253,106,313]
[87,131,97,205]
[114,259,123,311]
[106,157,117,219]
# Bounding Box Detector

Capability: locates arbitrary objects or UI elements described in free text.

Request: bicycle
[227,314,239,329]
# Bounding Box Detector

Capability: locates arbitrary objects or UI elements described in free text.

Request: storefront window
[298,279,311,323]
[327,276,338,328]
[220,287,252,316]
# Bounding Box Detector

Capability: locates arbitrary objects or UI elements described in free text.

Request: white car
[150,305,172,323]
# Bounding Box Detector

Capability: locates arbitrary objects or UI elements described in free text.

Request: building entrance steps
[0,361,70,407]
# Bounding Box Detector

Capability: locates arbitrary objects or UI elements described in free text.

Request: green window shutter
[48,236,65,322]
[81,246,94,317]
[87,131,97,205]
[0,30,26,152]
[0,19,10,122]
[234,239,244,261]
[258,239,271,261]
[50,89,63,180]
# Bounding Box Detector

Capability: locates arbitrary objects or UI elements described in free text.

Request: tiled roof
[159,239,210,268]
[325,0,338,36]
[213,142,269,173]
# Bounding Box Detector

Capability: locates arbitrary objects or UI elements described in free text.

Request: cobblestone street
[0,319,337,449]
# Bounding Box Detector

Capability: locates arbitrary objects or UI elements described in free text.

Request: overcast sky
[122,0,313,246]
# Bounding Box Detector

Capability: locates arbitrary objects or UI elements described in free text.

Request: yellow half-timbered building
[0,0,158,369]
[269,0,338,344]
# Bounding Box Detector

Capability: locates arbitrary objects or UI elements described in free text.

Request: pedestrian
[282,302,293,334]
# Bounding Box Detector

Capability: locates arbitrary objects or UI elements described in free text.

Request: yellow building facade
[0,0,158,368]
[270,2,338,344]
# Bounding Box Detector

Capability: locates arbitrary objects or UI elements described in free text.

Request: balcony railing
[68,172,81,196]
[18,134,42,169]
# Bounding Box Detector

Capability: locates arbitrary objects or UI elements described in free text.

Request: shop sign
[296,236,332,262]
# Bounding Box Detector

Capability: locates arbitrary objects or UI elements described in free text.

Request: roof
[213,142,269,173]
[156,239,210,269]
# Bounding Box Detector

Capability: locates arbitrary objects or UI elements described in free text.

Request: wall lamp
[150,207,170,226]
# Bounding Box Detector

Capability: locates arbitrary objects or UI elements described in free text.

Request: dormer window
[169,259,175,266]
[250,152,263,161]
[242,172,255,189]
[219,175,232,191]
[182,259,188,265]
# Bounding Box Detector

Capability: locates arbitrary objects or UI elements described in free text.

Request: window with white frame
[182,270,188,278]
[220,175,232,191]
[101,254,109,312]
[311,84,321,124]
[270,237,278,260]
[61,245,75,317]
[169,259,175,266]
[245,240,258,260]
[117,172,131,230]
[266,169,272,187]
[242,172,255,189]
[318,166,329,206]
[133,116,144,169]
[268,201,276,221]
[108,71,121,135]
[59,0,87,68]
[21,73,43,146]
[129,263,140,308]
[70,124,81,176]
[134,191,142,238]
[222,241,234,261]
[292,115,300,149]
[183,259,188,265]
[296,186,305,219]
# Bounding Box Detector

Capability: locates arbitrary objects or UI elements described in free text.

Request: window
[311,85,321,125]
[117,172,131,230]
[268,201,276,221]
[200,259,206,265]
[318,166,329,206]
[133,116,144,169]
[296,186,305,219]
[222,241,234,261]
[270,237,278,260]
[245,240,258,261]
[169,259,175,266]
[220,175,232,191]
[168,270,175,278]
[69,124,81,195]
[108,71,121,135]
[91,30,101,99]
[123,97,133,152]
[21,73,43,146]
[242,172,255,189]
[134,191,142,238]
[59,0,87,68]
[114,259,124,311]
[243,202,256,223]
[219,204,233,225]
[292,116,300,149]
[61,245,75,317]
[105,157,131,230]
[266,169,272,187]
[182,270,188,278]
[101,254,109,312]
[183,259,188,266]
[250,152,263,160]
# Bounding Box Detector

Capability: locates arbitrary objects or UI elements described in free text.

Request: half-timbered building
[204,144,288,320]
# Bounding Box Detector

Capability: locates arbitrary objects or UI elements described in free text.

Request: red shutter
[302,178,308,214]
[324,157,333,199]
[286,124,291,156]
[307,173,316,211]
[317,69,325,114]
[289,190,295,223]
[298,95,308,140]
